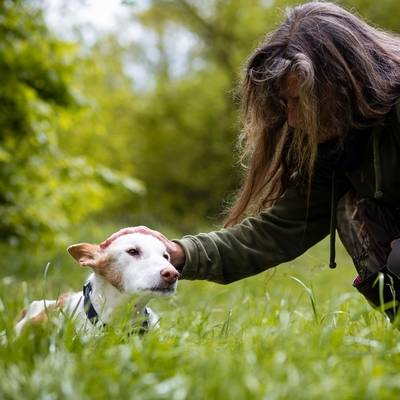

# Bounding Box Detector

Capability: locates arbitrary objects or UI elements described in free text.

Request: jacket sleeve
[175,173,349,284]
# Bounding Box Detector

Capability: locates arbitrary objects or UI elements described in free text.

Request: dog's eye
[127,248,140,257]
[163,252,170,261]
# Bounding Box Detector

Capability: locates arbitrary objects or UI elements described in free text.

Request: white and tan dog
[15,233,180,336]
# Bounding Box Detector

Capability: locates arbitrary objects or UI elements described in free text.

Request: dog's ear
[67,243,101,268]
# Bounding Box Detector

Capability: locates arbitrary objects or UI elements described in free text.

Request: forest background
[2,0,400,265]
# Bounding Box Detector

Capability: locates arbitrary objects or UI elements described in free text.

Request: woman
[102,2,400,320]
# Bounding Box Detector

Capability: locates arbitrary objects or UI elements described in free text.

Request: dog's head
[68,233,179,295]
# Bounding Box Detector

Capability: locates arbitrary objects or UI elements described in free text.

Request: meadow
[1,227,400,400]
[3,1,400,399]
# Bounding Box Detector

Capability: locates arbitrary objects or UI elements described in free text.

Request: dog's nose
[160,267,180,284]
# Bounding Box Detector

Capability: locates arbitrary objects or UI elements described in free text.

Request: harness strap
[372,124,384,200]
[83,281,106,328]
[138,307,150,335]
[82,281,150,333]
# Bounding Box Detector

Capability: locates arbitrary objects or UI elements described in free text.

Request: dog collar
[138,307,150,335]
[83,281,105,328]
[82,281,150,334]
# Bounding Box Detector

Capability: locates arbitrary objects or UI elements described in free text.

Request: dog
[15,233,180,337]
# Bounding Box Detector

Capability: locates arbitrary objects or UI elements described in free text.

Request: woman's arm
[176,172,350,284]
[101,169,350,284]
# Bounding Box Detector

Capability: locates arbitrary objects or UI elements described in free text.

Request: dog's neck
[86,273,151,324]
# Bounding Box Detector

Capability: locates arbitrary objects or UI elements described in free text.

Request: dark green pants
[336,190,400,321]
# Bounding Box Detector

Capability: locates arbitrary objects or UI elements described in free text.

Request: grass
[1,231,400,399]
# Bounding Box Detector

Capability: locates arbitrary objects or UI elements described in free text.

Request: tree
[117,0,282,229]
[0,0,142,247]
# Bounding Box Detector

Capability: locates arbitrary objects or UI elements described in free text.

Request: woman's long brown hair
[224,1,400,227]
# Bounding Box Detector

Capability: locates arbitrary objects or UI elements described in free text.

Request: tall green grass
[1,235,400,399]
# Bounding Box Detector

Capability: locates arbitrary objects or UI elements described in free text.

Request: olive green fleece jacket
[176,104,400,284]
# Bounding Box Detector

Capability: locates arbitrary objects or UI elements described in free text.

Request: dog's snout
[160,267,180,284]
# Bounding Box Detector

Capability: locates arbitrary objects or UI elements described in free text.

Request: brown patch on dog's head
[94,256,123,291]
[67,243,123,291]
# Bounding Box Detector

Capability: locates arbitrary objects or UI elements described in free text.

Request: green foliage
[4,0,400,244]
[130,68,238,228]
[0,1,142,247]
[340,0,400,32]
[120,0,283,228]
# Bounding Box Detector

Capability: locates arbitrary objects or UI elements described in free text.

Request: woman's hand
[100,226,186,269]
